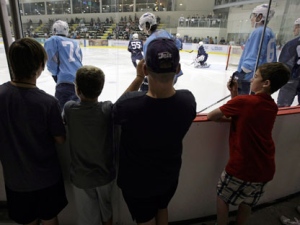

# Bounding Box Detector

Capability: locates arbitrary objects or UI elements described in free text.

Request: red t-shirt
[220,93,278,182]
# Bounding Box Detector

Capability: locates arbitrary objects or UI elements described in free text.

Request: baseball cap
[145,38,180,73]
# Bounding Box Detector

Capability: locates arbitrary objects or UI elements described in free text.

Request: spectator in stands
[219,37,226,45]
[156,16,161,24]
[179,15,185,26]
[204,36,209,44]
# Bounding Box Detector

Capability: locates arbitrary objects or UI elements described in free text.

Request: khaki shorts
[73,180,115,225]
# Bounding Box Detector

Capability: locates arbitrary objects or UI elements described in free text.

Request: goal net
[226,45,244,70]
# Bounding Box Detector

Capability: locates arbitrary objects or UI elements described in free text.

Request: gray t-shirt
[63,100,116,189]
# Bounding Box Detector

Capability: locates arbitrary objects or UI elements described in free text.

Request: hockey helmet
[294,18,300,25]
[176,33,181,38]
[139,12,157,31]
[199,41,204,46]
[132,33,139,40]
[52,20,69,36]
[251,4,275,22]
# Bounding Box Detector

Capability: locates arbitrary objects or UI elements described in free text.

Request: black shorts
[122,183,178,223]
[5,177,68,224]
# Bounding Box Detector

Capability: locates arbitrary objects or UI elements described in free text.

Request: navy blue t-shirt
[113,90,196,197]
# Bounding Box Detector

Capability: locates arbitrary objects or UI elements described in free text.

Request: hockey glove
[233,70,246,81]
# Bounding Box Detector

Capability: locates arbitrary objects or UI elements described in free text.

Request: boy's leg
[236,203,251,225]
[137,218,156,225]
[41,217,59,225]
[217,196,229,225]
[155,208,168,225]
[103,216,113,225]
[25,219,39,225]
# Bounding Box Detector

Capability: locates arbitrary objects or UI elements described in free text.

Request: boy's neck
[79,96,98,103]
[254,90,271,95]
[147,83,176,98]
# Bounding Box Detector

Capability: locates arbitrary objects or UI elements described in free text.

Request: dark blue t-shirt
[0,82,65,191]
[113,90,196,197]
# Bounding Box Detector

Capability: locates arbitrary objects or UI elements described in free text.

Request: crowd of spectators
[23,14,148,40]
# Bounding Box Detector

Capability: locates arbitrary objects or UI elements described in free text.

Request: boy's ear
[75,85,81,95]
[263,79,271,88]
[176,63,181,74]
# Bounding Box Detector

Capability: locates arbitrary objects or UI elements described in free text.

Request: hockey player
[195,41,209,67]
[235,4,277,95]
[128,33,143,68]
[139,12,183,91]
[44,20,83,110]
[175,33,183,50]
[277,18,300,107]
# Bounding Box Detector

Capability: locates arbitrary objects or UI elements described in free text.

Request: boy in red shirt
[208,62,290,225]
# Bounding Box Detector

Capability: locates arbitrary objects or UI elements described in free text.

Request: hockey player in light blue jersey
[236,4,277,95]
[139,12,183,91]
[44,20,83,109]
[175,33,183,50]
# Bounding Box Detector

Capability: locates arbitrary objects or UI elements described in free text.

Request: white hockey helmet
[251,4,275,22]
[139,12,157,31]
[52,20,69,36]
[199,41,204,46]
[294,18,300,25]
[132,33,139,40]
[176,33,180,38]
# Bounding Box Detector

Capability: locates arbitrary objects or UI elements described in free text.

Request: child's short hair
[75,65,105,99]
[258,62,290,94]
[8,38,47,80]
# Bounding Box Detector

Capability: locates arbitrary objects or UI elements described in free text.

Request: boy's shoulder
[116,91,145,104]
[64,100,113,113]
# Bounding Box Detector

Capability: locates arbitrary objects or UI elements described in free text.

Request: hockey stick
[197,94,231,114]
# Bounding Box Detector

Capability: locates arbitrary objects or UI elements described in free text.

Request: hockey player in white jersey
[128,33,143,68]
[44,20,83,109]
[236,4,277,95]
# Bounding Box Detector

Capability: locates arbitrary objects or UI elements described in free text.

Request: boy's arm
[54,135,66,144]
[207,76,238,122]
[122,59,145,94]
[207,108,230,122]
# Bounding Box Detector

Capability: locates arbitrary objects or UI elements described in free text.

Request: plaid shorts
[217,170,266,207]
